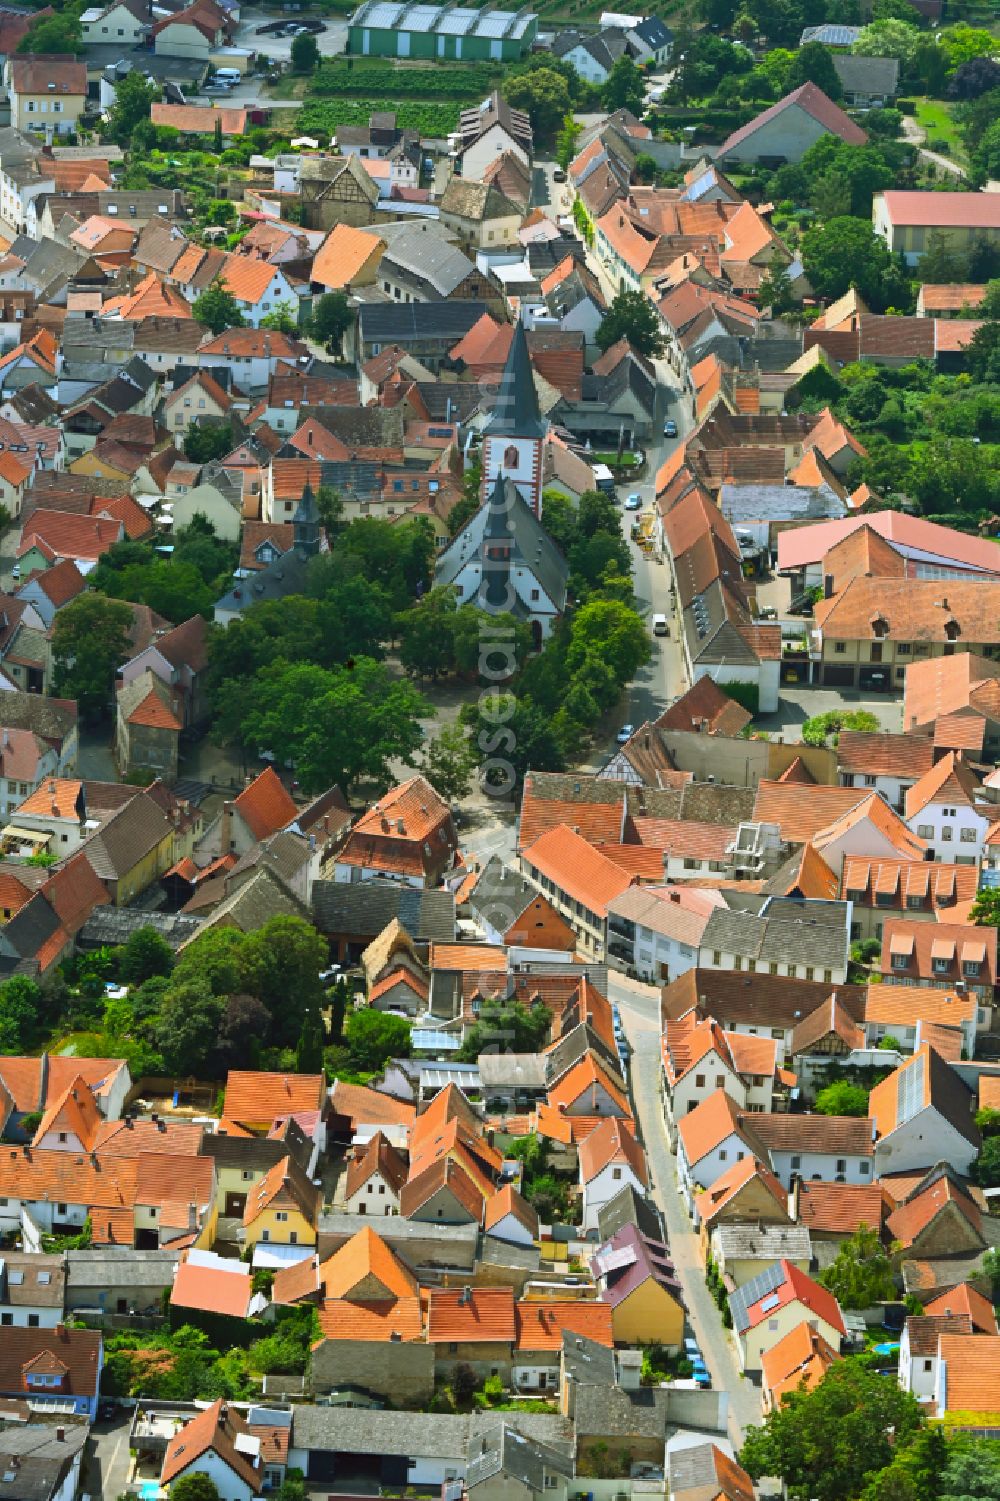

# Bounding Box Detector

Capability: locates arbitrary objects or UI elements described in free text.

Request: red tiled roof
[232,766,298,842]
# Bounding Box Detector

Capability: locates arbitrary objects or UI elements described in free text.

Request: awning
[889,933,914,956]
[930,938,956,961]
[2,827,50,844]
[962,940,987,964]
[874,865,900,897]
[905,866,930,899]
[935,868,955,900]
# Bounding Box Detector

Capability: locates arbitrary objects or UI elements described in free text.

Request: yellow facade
[242,1203,316,1250]
[12,90,85,135]
[69,449,131,484]
[114,828,178,905]
[607,1280,684,1349]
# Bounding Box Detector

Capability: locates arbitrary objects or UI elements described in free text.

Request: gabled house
[899,1312,974,1400]
[842,857,978,945]
[869,1047,980,1177]
[885,1164,986,1258]
[904,751,991,864]
[879,920,996,1018]
[932,1333,1000,1421]
[344,1130,407,1217]
[590,1221,684,1350]
[333,775,459,889]
[114,669,181,783]
[693,1154,790,1238]
[161,1399,264,1500]
[0,1325,102,1419]
[483,1183,538,1247]
[761,1320,840,1411]
[242,1154,321,1252]
[220,768,299,859]
[676,1089,762,1208]
[119,613,209,731]
[427,1287,517,1383]
[729,1260,845,1374]
[717,82,866,166]
[578,1116,648,1232]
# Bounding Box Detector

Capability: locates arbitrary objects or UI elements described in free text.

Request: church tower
[293,481,321,556]
[480,319,546,518]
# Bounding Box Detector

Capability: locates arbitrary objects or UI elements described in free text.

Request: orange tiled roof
[316,1296,422,1342]
[577,1115,646,1185]
[515,1300,613,1350]
[925,1282,998,1334]
[761,1319,840,1406]
[231,766,298,842]
[549,1052,632,1118]
[427,1286,516,1342]
[321,1225,418,1301]
[224,1069,325,1127]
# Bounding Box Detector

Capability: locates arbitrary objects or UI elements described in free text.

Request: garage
[859,666,892,693]
[822,664,855,687]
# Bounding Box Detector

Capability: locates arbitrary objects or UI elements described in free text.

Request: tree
[344,1008,411,1072]
[170,1476,222,1501]
[966,320,1000,383]
[852,19,922,63]
[447,461,482,537]
[556,112,581,171]
[758,263,797,315]
[949,56,1000,98]
[458,1000,551,1061]
[51,593,133,723]
[801,217,910,311]
[973,1136,1000,1188]
[739,1363,924,1501]
[939,22,1000,72]
[0,976,42,1053]
[971,887,1000,926]
[155,978,224,1075]
[328,977,349,1043]
[240,916,327,1047]
[106,69,160,147]
[597,288,665,359]
[260,300,299,335]
[215,993,271,1069]
[290,30,319,73]
[315,485,344,539]
[18,9,82,52]
[310,291,352,352]
[192,281,245,336]
[505,69,571,142]
[398,587,459,680]
[814,1080,869,1116]
[420,723,479,803]
[567,599,650,685]
[818,1225,896,1308]
[119,927,174,987]
[786,41,842,99]
[296,1007,325,1074]
[183,423,233,465]
[602,56,645,114]
[240,658,428,795]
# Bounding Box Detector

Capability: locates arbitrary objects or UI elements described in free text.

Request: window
[612,1167,622,1180]
[942,826,953,842]
[695,1074,705,1088]
[964,961,981,977]
[805,967,814,980]
[961,828,976,843]
[837,1159,846,1173]
[27,1313,38,1328]
[923,1359,933,1373]
[892,953,908,970]
[790,1155,801,1169]
[932,957,949,974]
[718,1149,727,1162]
[917,824,933,838]
[275,1210,288,1222]
[859,1161,870,1175]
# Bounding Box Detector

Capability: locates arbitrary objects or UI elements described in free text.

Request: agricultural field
[297,97,462,136]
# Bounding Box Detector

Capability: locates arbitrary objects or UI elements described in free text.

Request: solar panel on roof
[897,1050,924,1127]
[759,1292,781,1313]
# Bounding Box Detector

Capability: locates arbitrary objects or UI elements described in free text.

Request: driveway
[611,976,763,1451]
[230,5,348,68]
[82,1410,133,1499]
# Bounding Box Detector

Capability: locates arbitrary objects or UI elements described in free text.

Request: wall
[311,1337,435,1404]
[768,1146,873,1189]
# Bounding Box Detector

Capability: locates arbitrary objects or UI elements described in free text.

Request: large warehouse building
[348,1,539,61]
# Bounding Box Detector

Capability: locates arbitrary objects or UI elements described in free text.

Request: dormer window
[944,618,960,641]
[871,614,889,639]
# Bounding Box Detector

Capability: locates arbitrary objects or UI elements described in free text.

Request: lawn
[912,98,968,168]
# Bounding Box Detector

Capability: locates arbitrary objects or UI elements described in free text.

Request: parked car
[616,723,635,745]
[663,419,677,438]
[625,493,642,510]
[553,167,567,182]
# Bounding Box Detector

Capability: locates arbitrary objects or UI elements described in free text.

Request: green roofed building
[348,0,538,61]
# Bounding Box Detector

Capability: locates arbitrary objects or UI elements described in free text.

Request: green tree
[818,1225,897,1308]
[597,288,665,359]
[344,1008,411,1072]
[758,263,797,315]
[814,1080,870,1116]
[602,55,645,114]
[240,916,327,1047]
[105,69,159,146]
[540,491,577,554]
[556,112,581,171]
[420,722,479,803]
[740,1363,924,1501]
[155,978,224,1075]
[296,1007,326,1074]
[398,587,458,680]
[801,216,910,311]
[51,593,133,723]
[260,300,300,334]
[505,70,571,142]
[192,281,246,335]
[118,927,174,987]
[567,599,650,684]
[966,320,1000,383]
[447,461,482,537]
[240,658,428,794]
[852,19,922,63]
[971,887,1000,926]
[787,41,842,99]
[183,424,233,465]
[458,999,551,1061]
[973,1136,1000,1188]
[290,30,320,73]
[310,291,352,352]
[328,977,349,1043]
[315,485,343,540]
[0,976,42,1053]
[170,1476,222,1501]
[174,927,245,999]
[337,515,435,611]
[940,22,1000,72]
[18,7,82,52]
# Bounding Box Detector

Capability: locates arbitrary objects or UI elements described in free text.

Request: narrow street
[611,978,763,1451]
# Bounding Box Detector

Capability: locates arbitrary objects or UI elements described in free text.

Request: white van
[212,67,242,82]
[652,613,668,636]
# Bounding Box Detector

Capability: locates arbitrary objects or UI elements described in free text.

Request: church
[434,321,570,645]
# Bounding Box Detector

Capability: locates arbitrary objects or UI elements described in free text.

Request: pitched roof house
[869,1046,980,1177]
[728,1259,845,1373]
[717,82,866,165]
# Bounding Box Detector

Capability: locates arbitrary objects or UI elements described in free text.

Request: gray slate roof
[79,908,202,950]
[833,54,900,96]
[0,1424,88,1501]
[597,1183,665,1244]
[289,1407,573,1459]
[719,483,846,524]
[312,879,456,943]
[359,300,490,346]
[66,1248,180,1288]
[701,898,850,969]
[467,1420,574,1491]
[713,1223,812,1262]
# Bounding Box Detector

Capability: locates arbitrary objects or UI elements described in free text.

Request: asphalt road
[611,976,764,1451]
[81,1410,133,1499]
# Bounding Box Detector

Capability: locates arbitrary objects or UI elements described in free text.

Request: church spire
[486,318,546,440]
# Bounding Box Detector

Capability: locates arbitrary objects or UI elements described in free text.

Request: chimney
[788,1172,801,1222]
[824,574,834,600]
[56,1428,65,1442]
[221,799,233,852]
[460,1284,472,1305]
